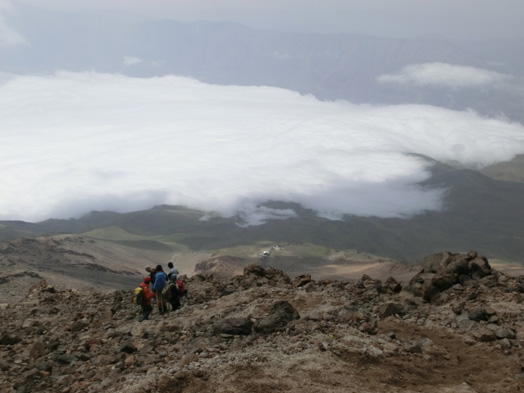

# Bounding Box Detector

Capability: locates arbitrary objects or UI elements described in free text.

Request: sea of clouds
[377,62,512,88]
[2,71,524,224]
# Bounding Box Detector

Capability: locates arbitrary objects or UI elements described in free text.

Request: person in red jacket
[139,276,156,322]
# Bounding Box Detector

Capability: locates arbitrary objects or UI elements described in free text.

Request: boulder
[212,317,253,336]
[468,308,490,322]
[384,277,402,294]
[255,301,300,334]
[473,328,497,342]
[407,251,492,302]
[495,328,516,340]
[380,302,405,318]
[242,265,292,287]
[468,258,492,280]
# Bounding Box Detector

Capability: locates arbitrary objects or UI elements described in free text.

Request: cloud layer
[378,63,512,89]
[2,72,524,224]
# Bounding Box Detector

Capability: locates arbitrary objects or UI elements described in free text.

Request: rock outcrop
[407,250,493,302]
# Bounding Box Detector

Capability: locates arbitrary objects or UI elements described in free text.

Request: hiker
[152,264,168,314]
[164,278,183,312]
[167,261,179,282]
[145,265,157,287]
[137,277,155,322]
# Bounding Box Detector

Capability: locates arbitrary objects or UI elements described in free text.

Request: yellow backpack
[133,287,144,305]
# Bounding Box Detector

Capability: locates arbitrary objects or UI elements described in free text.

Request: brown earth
[1,251,524,392]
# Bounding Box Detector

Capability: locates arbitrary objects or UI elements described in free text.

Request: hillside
[1,251,524,392]
[481,154,524,183]
[0,235,166,303]
[0,233,425,304]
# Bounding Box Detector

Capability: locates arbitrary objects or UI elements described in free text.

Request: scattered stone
[380,302,404,318]
[473,328,497,342]
[292,274,312,288]
[119,342,137,354]
[0,333,21,345]
[384,277,402,294]
[180,354,199,368]
[495,328,515,340]
[69,320,88,333]
[0,256,522,393]
[468,308,490,322]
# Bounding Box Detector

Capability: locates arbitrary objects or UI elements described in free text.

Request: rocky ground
[1,251,524,392]
[0,236,157,303]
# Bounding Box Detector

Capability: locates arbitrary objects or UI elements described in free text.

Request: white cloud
[0,1,26,46]
[122,56,143,67]
[2,72,524,223]
[378,63,511,89]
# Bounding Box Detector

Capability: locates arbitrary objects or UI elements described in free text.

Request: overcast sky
[13,0,524,39]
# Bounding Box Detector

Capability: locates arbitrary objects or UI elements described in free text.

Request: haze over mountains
[1,3,524,265]
[3,4,524,121]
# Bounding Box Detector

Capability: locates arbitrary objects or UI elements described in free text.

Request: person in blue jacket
[152,264,168,314]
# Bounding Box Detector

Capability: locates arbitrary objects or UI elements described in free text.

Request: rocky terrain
[0,234,425,305]
[1,250,524,392]
[0,235,170,304]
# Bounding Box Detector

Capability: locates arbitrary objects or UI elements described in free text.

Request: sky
[1,1,524,224]
[0,1,25,46]
[12,0,524,39]
[2,71,524,224]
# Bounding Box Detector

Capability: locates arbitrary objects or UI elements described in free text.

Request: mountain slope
[481,154,524,183]
[0,235,172,303]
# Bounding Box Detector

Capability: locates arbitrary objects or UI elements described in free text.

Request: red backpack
[176,280,186,295]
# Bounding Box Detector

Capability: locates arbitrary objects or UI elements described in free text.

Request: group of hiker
[134,262,187,322]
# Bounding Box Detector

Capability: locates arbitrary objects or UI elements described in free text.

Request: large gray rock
[213,317,254,336]
[468,308,490,322]
[468,258,492,280]
[255,301,300,334]
[241,265,292,288]
[495,328,516,340]
[473,328,497,342]
[407,251,492,302]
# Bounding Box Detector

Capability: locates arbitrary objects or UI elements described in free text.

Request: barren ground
[1,238,524,392]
